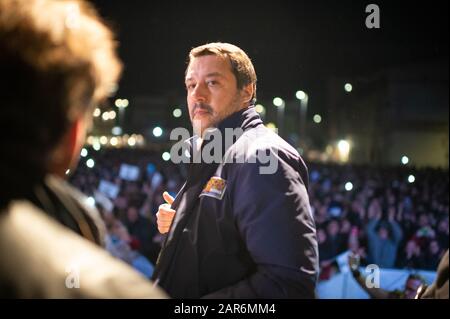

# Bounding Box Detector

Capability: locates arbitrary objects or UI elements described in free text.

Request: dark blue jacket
[152,107,318,298]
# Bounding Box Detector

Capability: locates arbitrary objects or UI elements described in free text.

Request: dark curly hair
[0,0,122,209]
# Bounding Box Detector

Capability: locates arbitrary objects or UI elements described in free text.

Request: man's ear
[67,118,83,159]
[241,83,254,105]
[49,116,86,178]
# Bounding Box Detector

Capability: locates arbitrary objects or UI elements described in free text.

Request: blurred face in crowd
[387,193,396,205]
[111,220,131,243]
[378,226,389,240]
[185,54,253,136]
[405,240,419,255]
[327,220,339,237]
[340,220,351,234]
[317,229,327,244]
[317,203,328,217]
[404,277,423,299]
[418,214,429,227]
[387,205,396,216]
[438,218,449,234]
[429,240,440,255]
[127,207,139,223]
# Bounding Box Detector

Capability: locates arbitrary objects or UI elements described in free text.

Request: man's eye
[207,80,217,86]
[186,84,195,90]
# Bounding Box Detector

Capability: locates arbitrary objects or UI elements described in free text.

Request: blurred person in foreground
[417,249,449,299]
[153,42,318,298]
[0,0,165,298]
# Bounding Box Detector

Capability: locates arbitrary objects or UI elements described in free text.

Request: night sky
[91,0,448,103]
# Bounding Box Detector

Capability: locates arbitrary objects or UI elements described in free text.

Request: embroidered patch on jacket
[200,176,227,200]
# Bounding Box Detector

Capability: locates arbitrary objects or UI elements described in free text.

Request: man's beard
[191,93,242,137]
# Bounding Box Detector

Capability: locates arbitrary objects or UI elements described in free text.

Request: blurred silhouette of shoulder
[418,249,449,299]
[0,199,166,298]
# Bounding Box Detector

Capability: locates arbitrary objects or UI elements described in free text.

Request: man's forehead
[186,55,232,79]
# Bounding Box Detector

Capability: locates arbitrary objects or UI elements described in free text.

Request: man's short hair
[0,0,122,204]
[187,42,257,105]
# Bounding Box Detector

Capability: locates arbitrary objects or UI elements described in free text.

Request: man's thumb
[163,191,174,205]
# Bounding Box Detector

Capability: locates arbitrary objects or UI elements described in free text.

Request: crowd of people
[69,148,184,277]
[69,148,449,281]
[309,163,449,280]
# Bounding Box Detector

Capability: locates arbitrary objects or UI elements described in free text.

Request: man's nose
[190,83,208,102]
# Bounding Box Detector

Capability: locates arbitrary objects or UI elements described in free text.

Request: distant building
[326,59,448,168]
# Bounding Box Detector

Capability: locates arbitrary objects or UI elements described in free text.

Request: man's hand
[156,191,175,234]
[348,252,361,278]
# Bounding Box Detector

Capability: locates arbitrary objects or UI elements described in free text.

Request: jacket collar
[216,105,263,132]
[185,105,263,160]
